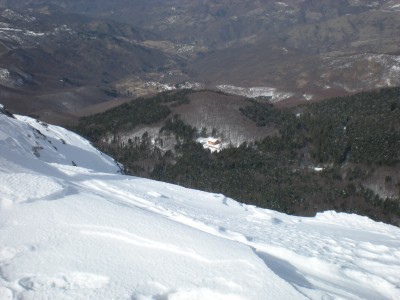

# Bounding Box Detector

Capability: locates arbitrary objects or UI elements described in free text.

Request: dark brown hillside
[175,91,278,144]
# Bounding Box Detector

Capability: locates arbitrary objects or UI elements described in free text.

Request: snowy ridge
[0,113,121,175]
[0,111,400,299]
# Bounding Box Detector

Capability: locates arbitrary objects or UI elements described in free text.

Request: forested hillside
[74,88,400,226]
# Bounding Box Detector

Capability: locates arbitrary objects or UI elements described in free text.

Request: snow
[0,27,45,40]
[176,43,196,54]
[275,2,289,7]
[0,68,10,79]
[216,85,294,102]
[302,93,313,101]
[13,115,121,173]
[1,110,400,299]
[1,9,36,23]
[145,81,203,92]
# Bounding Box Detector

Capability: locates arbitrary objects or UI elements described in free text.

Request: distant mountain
[0,7,174,123]
[1,104,400,300]
[0,1,400,121]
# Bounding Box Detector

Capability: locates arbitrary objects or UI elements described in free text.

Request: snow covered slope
[0,108,400,300]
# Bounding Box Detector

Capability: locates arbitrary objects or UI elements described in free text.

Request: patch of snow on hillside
[217,85,294,102]
[146,81,176,91]
[367,1,380,7]
[146,81,203,92]
[23,30,45,37]
[276,1,289,7]
[176,43,195,54]
[380,0,400,11]
[1,9,36,23]
[302,93,313,101]
[53,24,74,35]
[177,81,204,89]
[0,68,10,79]
[0,110,400,300]
[0,26,46,46]
[164,15,178,24]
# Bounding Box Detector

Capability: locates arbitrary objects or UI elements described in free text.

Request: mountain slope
[1,108,400,299]
[74,88,400,226]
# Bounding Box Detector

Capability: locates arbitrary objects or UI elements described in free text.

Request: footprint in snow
[19,273,109,291]
[0,247,18,263]
[272,218,283,225]
[147,191,168,198]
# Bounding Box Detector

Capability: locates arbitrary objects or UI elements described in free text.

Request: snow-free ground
[0,110,400,300]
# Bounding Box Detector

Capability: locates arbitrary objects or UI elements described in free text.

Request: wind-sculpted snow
[0,111,400,299]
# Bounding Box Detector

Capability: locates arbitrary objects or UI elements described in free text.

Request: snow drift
[0,107,399,300]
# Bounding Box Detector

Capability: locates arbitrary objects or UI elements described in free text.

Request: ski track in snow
[1,112,400,299]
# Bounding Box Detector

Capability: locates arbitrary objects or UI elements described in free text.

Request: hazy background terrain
[1,0,400,122]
